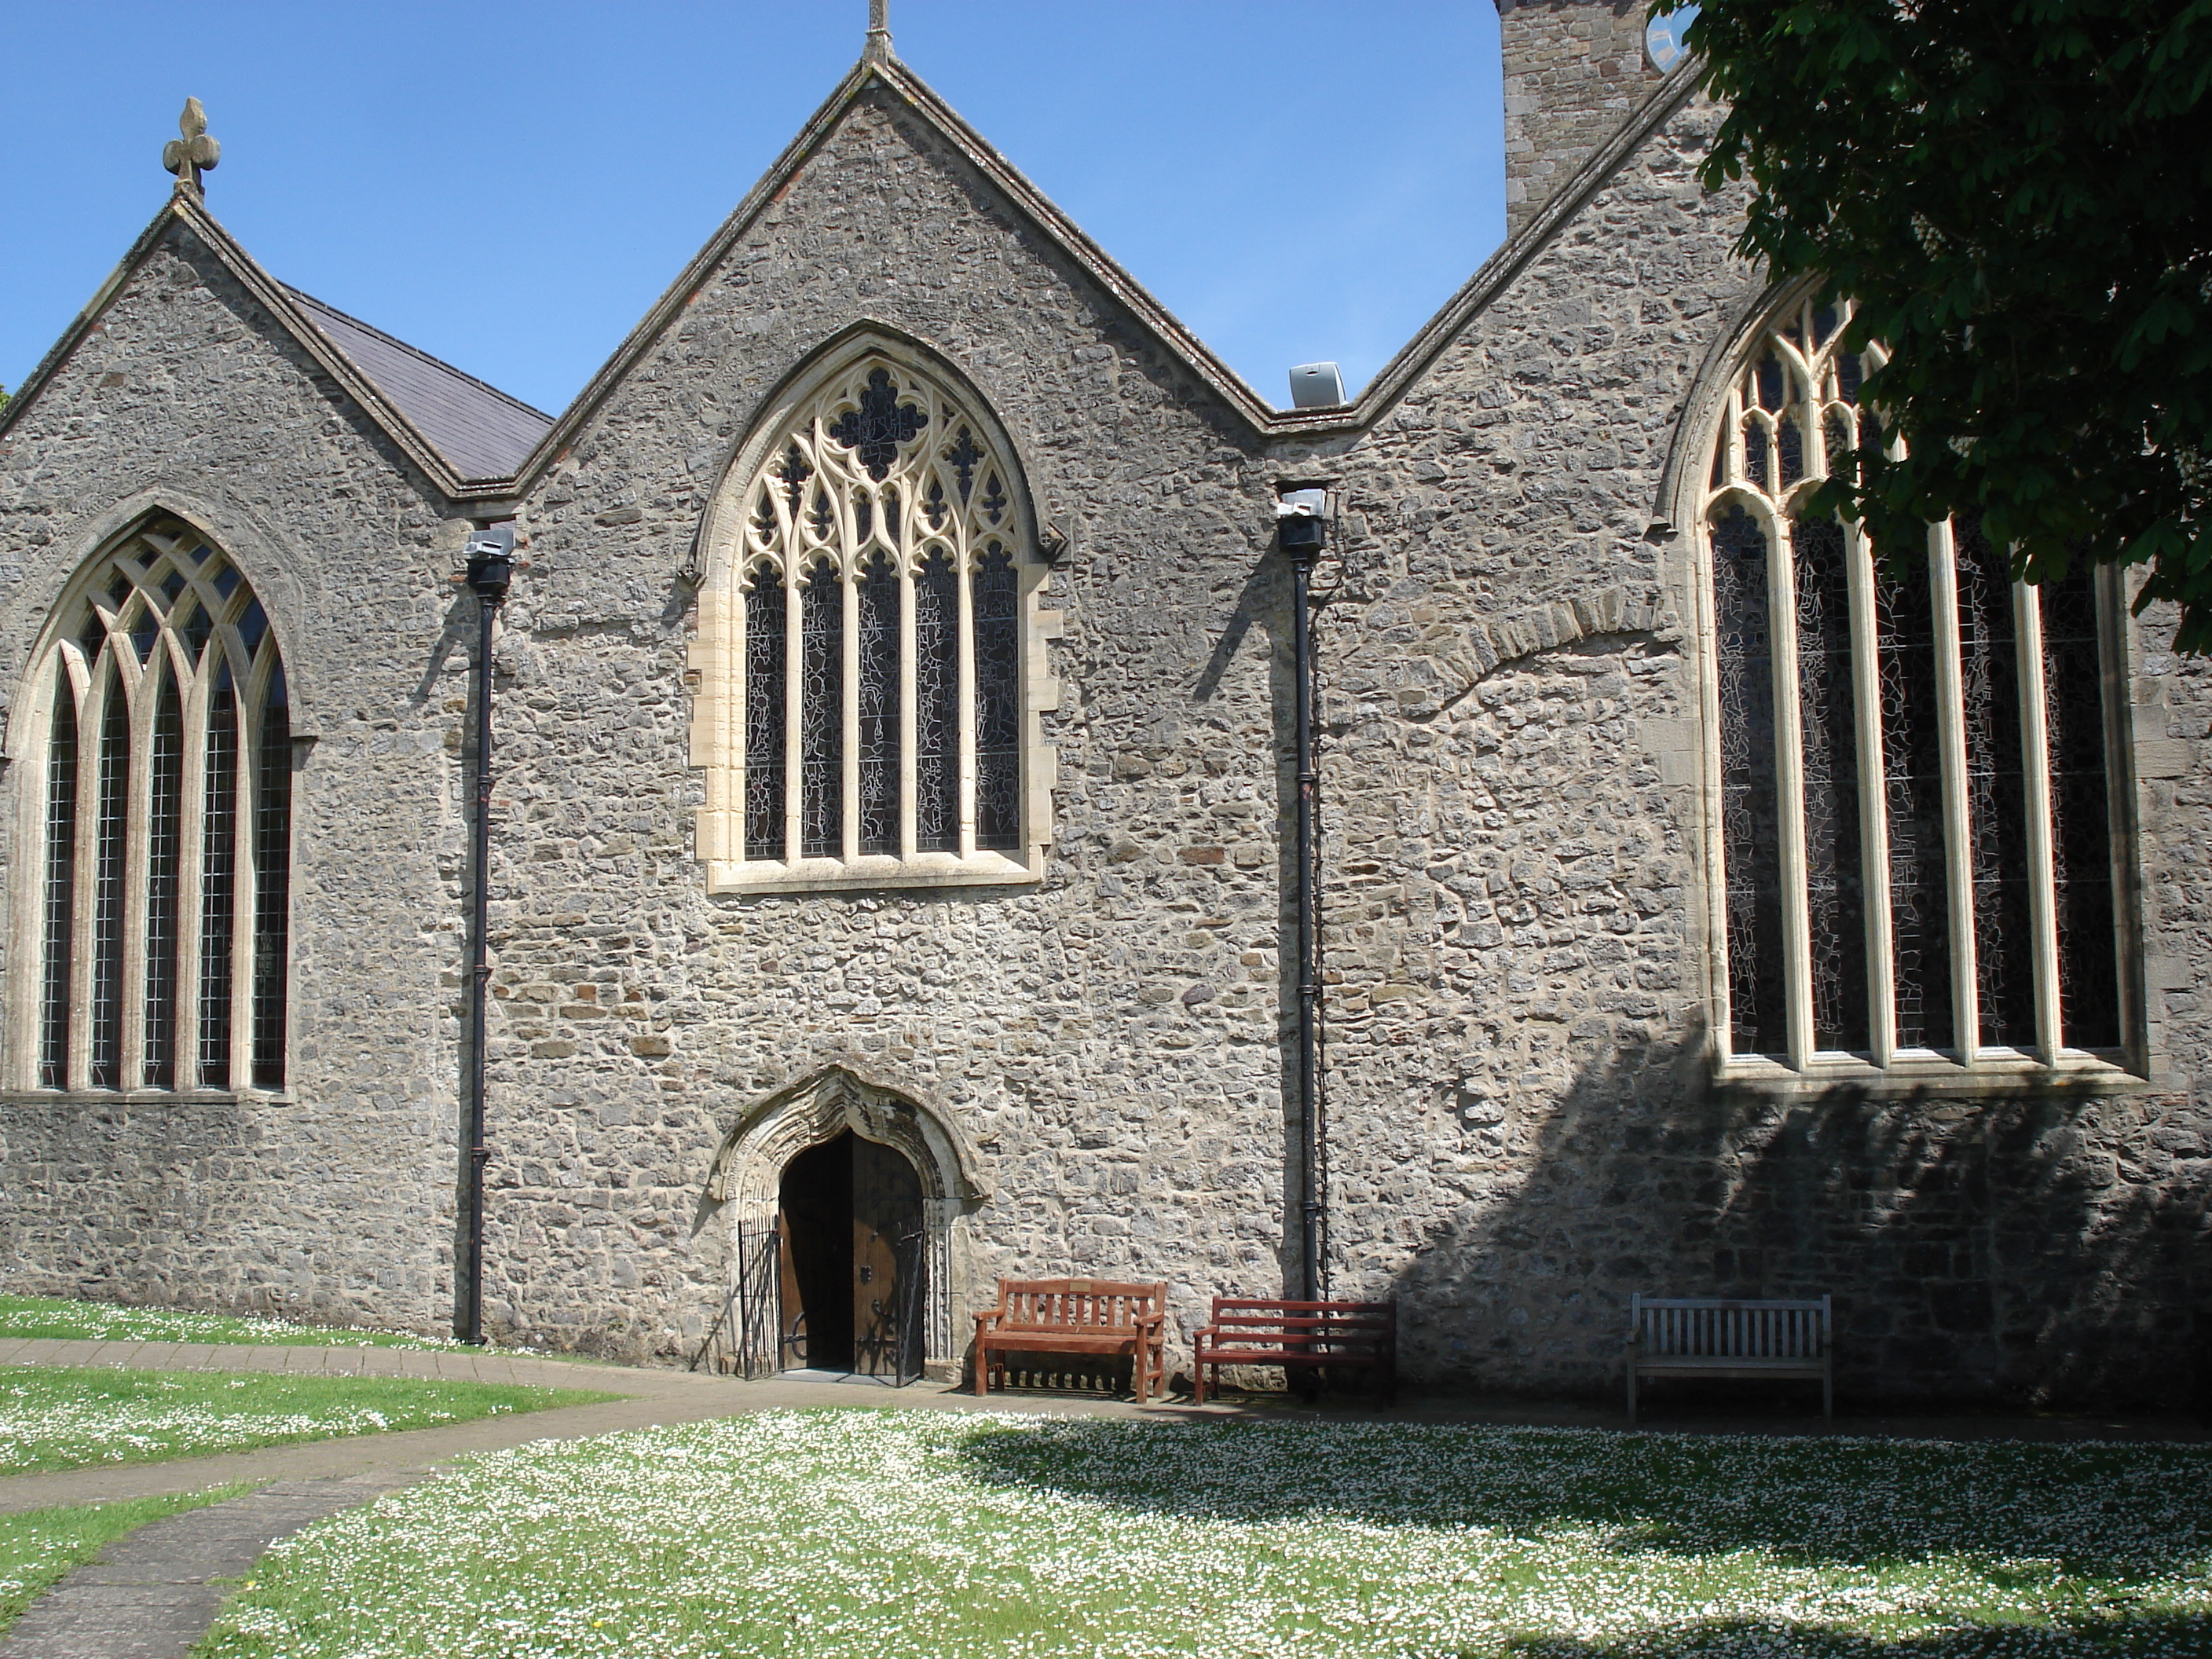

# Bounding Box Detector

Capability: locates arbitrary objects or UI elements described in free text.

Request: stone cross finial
[864,0,892,63]
[163,97,221,196]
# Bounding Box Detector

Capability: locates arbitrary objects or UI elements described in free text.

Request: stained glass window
[38,666,78,1090]
[1875,551,1954,1049]
[1792,518,1868,1051]
[973,545,1020,851]
[24,518,291,1093]
[252,667,292,1090]
[143,667,185,1090]
[200,665,239,1090]
[1712,506,1785,1055]
[744,569,786,860]
[914,552,960,855]
[89,668,130,1091]
[719,354,1038,880]
[1953,517,2036,1049]
[2039,571,2120,1048]
[857,553,900,855]
[800,558,844,859]
[1705,296,2126,1068]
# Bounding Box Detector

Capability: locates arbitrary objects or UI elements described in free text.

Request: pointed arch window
[693,352,1057,892]
[20,518,293,1093]
[1703,298,2128,1073]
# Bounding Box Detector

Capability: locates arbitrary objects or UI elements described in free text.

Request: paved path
[0,1336,2197,1659]
[0,1474,413,1659]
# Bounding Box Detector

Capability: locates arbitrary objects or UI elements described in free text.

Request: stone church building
[2,5,2204,1405]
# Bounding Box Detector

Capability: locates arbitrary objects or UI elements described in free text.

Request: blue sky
[2,2,1505,416]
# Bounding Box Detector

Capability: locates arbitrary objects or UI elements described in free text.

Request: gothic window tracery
[705,353,1041,887]
[21,518,292,1093]
[1704,296,2123,1070]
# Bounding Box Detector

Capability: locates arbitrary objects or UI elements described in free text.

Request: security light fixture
[464,525,515,598]
[1276,488,1330,558]
[1287,363,1346,409]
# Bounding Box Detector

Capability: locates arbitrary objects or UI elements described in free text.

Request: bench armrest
[974,1309,1008,1332]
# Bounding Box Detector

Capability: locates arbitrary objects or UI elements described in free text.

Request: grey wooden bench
[1627,1295,1831,1423]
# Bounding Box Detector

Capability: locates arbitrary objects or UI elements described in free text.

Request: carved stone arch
[4,490,321,765]
[698,1064,987,1371]
[697,320,1045,595]
[1651,273,1827,538]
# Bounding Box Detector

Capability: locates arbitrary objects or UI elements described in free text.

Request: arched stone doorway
[698,1067,986,1379]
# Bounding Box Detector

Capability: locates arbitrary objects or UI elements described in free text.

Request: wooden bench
[972,1278,1169,1404]
[1628,1295,1832,1423]
[1191,1298,1397,1406]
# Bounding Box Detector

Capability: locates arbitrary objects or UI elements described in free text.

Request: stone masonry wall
[0,222,471,1335]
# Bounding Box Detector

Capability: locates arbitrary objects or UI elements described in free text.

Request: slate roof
[285,288,554,482]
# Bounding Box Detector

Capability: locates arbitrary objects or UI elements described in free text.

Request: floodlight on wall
[1287,363,1346,409]
[464,524,515,597]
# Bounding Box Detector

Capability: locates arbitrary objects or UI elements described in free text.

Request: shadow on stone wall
[1387,1030,2209,1412]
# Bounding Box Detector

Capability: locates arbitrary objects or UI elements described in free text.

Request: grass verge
[0,1293,469,1350]
[0,1485,244,1635]
[0,1368,616,1474]
[194,1409,2212,1658]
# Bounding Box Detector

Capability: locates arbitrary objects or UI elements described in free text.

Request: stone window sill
[705,848,1042,897]
[2,1088,296,1108]
[1712,1047,2149,1101]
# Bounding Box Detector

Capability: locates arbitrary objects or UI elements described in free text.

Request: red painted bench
[1191,1297,1397,1405]
[972,1278,1169,1404]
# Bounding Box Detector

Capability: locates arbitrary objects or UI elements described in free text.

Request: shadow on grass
[1491,1611,2212,1654]
[953,1415,2211,1583]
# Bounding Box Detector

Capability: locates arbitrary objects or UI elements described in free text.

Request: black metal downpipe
[459,526,514,1346]
[1277,492,1329,1303]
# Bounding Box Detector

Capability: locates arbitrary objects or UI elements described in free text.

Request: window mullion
[1769,515,1814,1069]
[2012,582,2062,1060]
[957,551,976,861]
[782,564,801,864]
[1844,522,1895,1064]
[899,566,917,860]
[1928,522,1980,1064]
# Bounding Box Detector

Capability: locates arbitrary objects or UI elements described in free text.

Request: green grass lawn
[0,1368,614,1474]
[0,1292,470,1350]
[192,1410,2212,1658]
[0,1486,244,1635]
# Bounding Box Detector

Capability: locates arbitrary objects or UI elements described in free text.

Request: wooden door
[778,1137,852,1370]
[775,1132,924,1377]
[851,1136,924,1378]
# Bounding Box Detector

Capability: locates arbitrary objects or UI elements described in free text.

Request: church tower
[1496,0,1666,236]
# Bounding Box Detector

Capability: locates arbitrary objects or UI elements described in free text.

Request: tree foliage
[1662,0,2212,649]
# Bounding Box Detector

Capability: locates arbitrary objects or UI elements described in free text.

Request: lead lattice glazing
[28,519,289,1096]
[730,355,1032,870]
